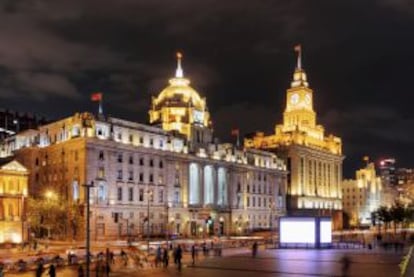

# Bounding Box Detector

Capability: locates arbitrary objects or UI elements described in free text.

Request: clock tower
[282,46,316,132]
[244,45,344,229]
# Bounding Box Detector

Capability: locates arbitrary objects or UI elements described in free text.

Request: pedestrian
[341,255,351,277]
[35,262,44,277]
[191,244,196,265]
[176,245,182,271]
[105,261,111,277]
[95,261,100,277]
[162,247,169,268]
[109,251,115,264]
[156,246,162,267]
[48,264,56,277]
[252,242,258,258]
[78,264,84,277]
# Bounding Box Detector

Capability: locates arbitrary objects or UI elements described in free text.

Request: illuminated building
[379,158,397,188]
[149,52,213,151]
[1,54,287,239]
[0,158,28,244]
[245,46,343,229]
[342,161,382,227]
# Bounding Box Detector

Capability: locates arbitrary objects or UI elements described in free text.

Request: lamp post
[146,189,153,255]
[83,182,94,277]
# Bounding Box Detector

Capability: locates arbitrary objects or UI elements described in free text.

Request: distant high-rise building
[0,109,47,139]
[244,46,343,229]
[379,158,397,188]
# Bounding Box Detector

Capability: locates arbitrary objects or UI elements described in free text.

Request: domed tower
[149,52,213,150]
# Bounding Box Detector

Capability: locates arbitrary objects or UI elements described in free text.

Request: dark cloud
[0,0,413,176]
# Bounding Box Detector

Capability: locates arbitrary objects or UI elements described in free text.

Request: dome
[149,53,211,138]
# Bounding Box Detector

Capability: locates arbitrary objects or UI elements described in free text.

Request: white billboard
[320,219,332,243]
[280,217,316,244]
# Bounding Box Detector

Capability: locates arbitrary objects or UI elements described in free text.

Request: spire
[175,52,184,78]
[291,44,309,88]
[294,44,302,69]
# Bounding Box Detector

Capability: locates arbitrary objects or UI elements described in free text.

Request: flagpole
[98,99,103,115]
[236,133,240,148]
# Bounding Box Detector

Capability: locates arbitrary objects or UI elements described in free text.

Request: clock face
[290,93,299,105]
[304,94,311,105]
[193,110,204,123]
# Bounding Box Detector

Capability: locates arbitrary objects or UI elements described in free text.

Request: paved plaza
[6,247,408,277]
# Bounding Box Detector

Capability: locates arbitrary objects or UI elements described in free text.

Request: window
[253,197,256,207]
[159,140,164,148]
[139,136,144,144]
[159,161,163,168]
[98,167,105,179]
[128,171,133,181]
[159,190,164,203]
[129,156,134,164]
[150,138,154,146]
[117,154,123,163]
[117,187,122,201]
[139,189,144,201]
[264,198,267,208]
[117,133,122,140]
[139,158,144,166]
[129,134,133,143]
[139,173,144,182]
[99,151,104,161]
[117,170,123,180]
[258,197,261,207]
[128,188,133,201]
[149,159,154,167]
[35,158,39,166]
[149,174,154,183]
[237,183,241,192]
[247,197,250,207]
[174,191,180,203]
[74,151,78,161]
[247,185,250,193]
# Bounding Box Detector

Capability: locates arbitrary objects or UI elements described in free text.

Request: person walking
[156,246,162,267]
[191,244,196,265]
[341,255,351,277]
[105,261,110,277]
[78,265,85,277]
[176,245,183,272]
[163,247,169,268]
[48,264,56,277]
[35,262,44,277]
[252,242,258,258]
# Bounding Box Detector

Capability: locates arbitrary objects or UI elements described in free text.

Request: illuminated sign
[280,217,315,244]
[320,218,332,243]
[279,217,332,248]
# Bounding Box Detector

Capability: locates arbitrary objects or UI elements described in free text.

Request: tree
[376,206,392,234]
[390,202,405,234]
[27,196,82,240]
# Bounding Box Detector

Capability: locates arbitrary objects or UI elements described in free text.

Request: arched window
[218,168,227,205]
[73,180,79,201]
[204,165,214,205]
[189,163,199,205]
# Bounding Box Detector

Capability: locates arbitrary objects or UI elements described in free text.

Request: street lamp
[83,181,94,277]
[146,189,153,255]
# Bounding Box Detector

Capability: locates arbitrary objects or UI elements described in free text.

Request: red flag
[91,92,102,102]
[231,128,239,136]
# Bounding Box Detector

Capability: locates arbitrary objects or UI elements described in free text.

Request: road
[6,247,406,277]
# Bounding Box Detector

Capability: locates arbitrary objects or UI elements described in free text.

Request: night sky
[0,0,413,177]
